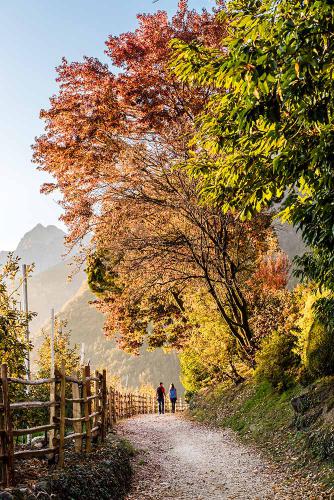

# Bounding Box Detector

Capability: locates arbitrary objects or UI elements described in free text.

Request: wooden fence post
[118,391,121,419]
[112,389,117,423]
[93,371,100,443]
[49,375,56,449]
[58,361,66,468]
[108,387,113,429]
[72,372,82,453]
[101,370,107,441]
[114,391,118,420]
[85,365,92,414]
[83,366,91,453]
[0,381,5,486]
[1,364,14,486]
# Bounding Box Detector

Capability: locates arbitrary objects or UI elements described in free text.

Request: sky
[0,0,214,250]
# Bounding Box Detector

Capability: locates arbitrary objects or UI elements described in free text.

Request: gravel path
[117,414,323,500]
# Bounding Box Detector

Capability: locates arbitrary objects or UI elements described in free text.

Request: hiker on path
[169,383,177,413]
[156,382,165,414]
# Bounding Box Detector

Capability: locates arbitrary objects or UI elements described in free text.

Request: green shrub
[255,331,300,391]
[305,320,334,378]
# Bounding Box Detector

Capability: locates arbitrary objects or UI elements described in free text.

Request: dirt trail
[118,414,322,500]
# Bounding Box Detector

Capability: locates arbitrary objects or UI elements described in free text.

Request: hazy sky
[0,0,213,250]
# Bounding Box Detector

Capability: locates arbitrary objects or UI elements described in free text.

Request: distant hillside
[0,224,85,335]
[275,223,306,261]
[28,261,85,334]
[0,251,10,263]
[37,283,182,392]
[1,224,182,391]
[275,222,307,288]
[0,224,67,273]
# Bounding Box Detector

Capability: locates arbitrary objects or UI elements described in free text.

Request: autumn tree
[34,1,224,245]
[37,317,80,377]
[34,1,285,365]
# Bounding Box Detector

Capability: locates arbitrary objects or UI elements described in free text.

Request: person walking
[156,382,165,414]
[169,383,177,413]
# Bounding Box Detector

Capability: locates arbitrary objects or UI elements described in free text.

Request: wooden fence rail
[0,363,187,487]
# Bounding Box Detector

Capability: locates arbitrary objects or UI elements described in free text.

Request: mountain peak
[21,224,65,240]
[3,224,68,273]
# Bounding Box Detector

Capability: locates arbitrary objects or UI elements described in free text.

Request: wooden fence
[0,363,187,487]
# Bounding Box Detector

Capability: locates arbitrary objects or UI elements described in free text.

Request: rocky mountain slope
[1,224,67,272]
[2,224,181,390]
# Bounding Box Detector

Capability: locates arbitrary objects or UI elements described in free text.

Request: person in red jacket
[156,382,165,414]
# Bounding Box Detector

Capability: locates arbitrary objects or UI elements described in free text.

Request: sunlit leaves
[171,0,334,290]
[0,254,33,377]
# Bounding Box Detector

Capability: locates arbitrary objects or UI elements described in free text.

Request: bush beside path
[1,434,133,500]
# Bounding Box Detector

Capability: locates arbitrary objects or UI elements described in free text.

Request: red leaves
[33,3,224,250]
[252,251,290,292]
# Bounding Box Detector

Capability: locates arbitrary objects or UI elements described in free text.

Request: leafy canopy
[171,0,334,290]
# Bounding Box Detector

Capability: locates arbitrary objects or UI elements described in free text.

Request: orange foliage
[33,2,286,364]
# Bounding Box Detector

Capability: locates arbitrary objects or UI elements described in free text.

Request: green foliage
[305,319,334,379]
[27,318,81,427]
[0,254,33,376]
[171,0,334,291]
[86,250,123,297]
[255,330,300,391]
[291,286,334,380]
[190,380,302,457]
[179,289,246,392]
[190,378,334,486]
[37,317,80,377]
[0,255,38,429]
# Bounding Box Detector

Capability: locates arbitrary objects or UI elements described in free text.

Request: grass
[119,437,137,457]
[190,379,334,488]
